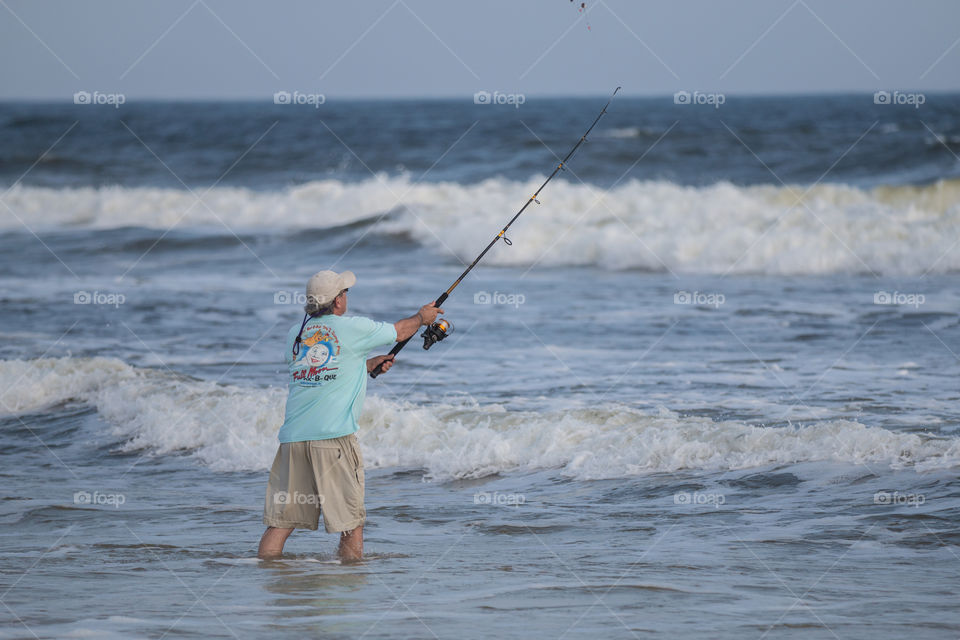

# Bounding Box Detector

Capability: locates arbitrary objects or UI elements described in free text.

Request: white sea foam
[3,177,959,274]
[3,357,959,479]
[597,126,644,138]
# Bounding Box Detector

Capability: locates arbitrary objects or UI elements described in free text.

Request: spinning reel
[421,318,454,350]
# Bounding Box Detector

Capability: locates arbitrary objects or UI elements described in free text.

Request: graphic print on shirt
[292,324,340,386]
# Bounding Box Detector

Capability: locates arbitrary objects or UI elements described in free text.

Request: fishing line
[371,86,621,378]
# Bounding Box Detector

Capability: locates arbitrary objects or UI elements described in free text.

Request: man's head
[305,270,356,317]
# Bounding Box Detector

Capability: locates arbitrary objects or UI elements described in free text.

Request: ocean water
[1,95,959,639]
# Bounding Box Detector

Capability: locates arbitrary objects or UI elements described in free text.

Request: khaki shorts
[262,434,365,533]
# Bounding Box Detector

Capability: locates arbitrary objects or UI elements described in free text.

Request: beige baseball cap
[306,270,356,305]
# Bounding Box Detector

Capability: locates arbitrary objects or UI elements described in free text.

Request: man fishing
[258,89,617,561]
[258,269,442,560]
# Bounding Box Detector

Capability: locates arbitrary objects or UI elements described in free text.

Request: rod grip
[369,342,404,378]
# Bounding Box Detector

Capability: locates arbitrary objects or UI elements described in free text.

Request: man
[258,269,442,560]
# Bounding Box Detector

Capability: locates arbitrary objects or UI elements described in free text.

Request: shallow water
[3,415,959,639]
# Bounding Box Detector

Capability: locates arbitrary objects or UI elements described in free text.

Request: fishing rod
[370,86,621,378]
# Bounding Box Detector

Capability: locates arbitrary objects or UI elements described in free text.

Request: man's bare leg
[338,526,363,561]
[258,526,293,559]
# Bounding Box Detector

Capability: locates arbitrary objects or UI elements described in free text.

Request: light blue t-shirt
[277,314,397,443]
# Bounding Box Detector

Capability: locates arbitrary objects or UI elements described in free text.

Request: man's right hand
[394,302,445,343]
[418,303,443,326]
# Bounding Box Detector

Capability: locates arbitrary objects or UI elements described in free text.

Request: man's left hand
[367,354,395,375]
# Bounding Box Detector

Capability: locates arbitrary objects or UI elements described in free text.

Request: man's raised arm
[394,303,443,342]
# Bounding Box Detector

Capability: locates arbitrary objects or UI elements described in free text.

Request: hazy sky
[1,0,958,99]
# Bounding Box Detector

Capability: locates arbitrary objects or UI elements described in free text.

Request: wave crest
[4,177,960,275]
[3,357,958,479]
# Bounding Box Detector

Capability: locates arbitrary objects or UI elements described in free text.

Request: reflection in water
[260,554,368,615]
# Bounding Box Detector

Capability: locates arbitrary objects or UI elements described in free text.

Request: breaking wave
[3,176,959,275]
[3,357,958,480]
